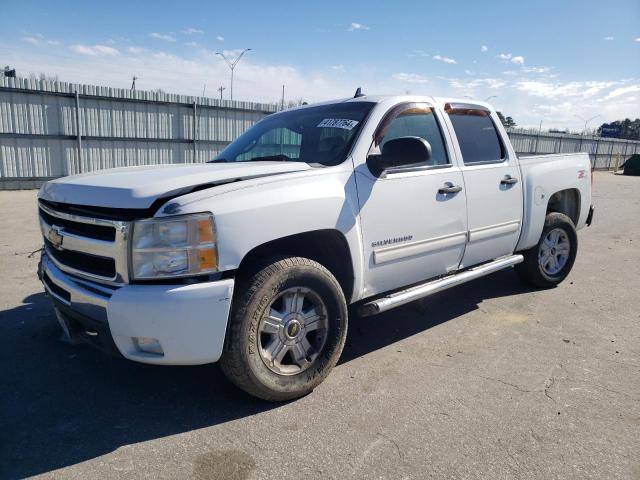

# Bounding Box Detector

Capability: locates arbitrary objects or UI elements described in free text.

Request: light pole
[484,95,497,102]
[574,114,600,135]
[216,48,252,101]
[575,114,600,152]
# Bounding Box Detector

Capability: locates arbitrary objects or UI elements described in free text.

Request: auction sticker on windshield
[317,118,359,130]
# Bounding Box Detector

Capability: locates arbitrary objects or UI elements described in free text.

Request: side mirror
[367,136,432,177]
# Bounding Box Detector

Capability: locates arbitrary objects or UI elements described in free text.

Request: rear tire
[515,212,578,288]
[220,257,348,401]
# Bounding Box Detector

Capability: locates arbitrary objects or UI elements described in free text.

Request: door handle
[501,175,519,185]
[438,183,462,194]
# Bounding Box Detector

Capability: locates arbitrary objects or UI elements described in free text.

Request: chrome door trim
[373,230,468,265]
[468,220,521,243]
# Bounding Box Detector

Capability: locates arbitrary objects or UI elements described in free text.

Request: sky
[1,0,639,130]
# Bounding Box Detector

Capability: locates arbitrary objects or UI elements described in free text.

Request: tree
[496,111,517,128]
[597,118,640,140]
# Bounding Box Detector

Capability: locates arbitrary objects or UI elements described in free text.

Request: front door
[443,103,523,268]
[355,103,468,298]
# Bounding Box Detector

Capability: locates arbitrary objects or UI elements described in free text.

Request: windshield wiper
[244,154,293,162]
[208,154,296,163]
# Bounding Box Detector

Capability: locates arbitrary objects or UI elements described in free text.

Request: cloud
[348,22,370,31]
[70,44,120,56]
[216,35,225,42]
[496,53,525,65]
[183,28,204,35]
[604,36,615,41]
[433,55,457,64]
[516,80,619,98]
[185,41,199,47]
[481,45,488,53]
[603,84,640,99]
[22,36,41,45]
[449,77,506,90]
[392,72,429,84]
[22,35,62,47]
[0,43,366,106]
[150,32,176,42]
[7,39,637,131]
[635,38,640,42]
[127,46,147,55]
[331,64,346,71]
[521,66,551,74]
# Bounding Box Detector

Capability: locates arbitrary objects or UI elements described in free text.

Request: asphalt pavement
[0,171,638,479]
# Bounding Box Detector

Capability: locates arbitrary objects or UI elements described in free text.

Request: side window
[375,105,449,167]
[445,105,505,164]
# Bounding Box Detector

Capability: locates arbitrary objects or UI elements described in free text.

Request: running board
[359,254,524,317]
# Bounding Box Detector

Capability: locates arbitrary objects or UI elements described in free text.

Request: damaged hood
[38,162,312,209]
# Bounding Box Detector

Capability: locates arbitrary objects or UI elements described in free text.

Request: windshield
[211,101,375,166]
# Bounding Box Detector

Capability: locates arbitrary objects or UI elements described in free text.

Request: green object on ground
[622,154,640,176]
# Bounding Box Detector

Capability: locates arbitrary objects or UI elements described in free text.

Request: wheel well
[237,230,355,302]
[546,189,580,226]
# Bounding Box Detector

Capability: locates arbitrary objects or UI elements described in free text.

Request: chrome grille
[38,202,130,285]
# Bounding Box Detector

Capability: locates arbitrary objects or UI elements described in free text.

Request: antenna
[354,87,365,98]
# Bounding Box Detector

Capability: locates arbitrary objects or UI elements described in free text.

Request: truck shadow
[341,268,535,364]
[0,269,534,479]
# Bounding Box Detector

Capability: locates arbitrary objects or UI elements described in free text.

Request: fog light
[134,337,164,356]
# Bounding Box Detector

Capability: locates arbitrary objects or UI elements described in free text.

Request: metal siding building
[508,128,640,169]
[2,77,639,188]
[0,77,276,187]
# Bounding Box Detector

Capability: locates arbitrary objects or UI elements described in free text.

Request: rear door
[355,102,468,297]
[443,103,523,268]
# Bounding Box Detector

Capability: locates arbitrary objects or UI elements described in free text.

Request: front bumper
[39,253,235,365]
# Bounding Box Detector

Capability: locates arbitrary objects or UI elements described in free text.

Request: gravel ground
[0,171,638,480]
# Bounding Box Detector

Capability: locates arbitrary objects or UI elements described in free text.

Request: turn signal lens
[197,248,217,270]
[198,218,215,243]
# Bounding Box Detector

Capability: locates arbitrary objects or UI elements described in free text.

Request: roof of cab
[273,94,496,114]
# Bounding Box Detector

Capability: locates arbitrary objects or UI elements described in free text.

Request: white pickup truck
[37,93,594,400]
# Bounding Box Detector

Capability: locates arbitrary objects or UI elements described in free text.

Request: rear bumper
[586,205,595,226]
[39,253,235,365]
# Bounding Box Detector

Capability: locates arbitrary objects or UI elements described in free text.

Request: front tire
[220,257,348,401]
[515,212,578,288]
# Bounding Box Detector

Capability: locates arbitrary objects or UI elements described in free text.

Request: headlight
[130,213,218,279]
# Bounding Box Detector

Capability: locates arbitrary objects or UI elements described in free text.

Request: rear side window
[376,104,449,166]
[445,104,505,164]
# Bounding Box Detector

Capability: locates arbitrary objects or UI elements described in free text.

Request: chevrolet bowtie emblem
[47,225,64,249]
